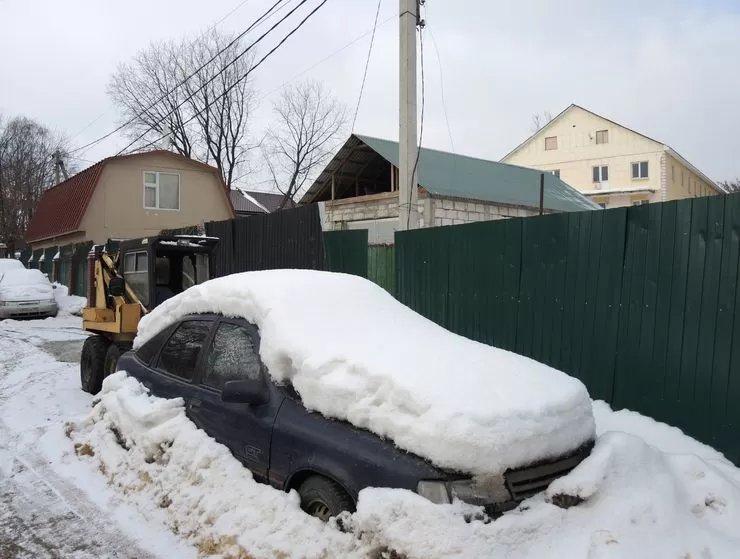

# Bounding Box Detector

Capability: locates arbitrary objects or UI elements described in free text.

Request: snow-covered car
[0,258,24,274]
[112,270,595,520]
[0,268,58,319]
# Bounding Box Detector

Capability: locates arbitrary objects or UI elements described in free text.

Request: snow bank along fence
[393,193,740,466]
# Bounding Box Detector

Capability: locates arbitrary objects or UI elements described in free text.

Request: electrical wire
[257,12,396,103]
[406,21,426,228]
[69,0,258,143]
[69,0,291,155]
[351,0,382,131]
[427,27,453,155]
[117,0,330,156]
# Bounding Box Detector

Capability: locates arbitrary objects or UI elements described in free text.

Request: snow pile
[592,400,731,463]
[134,270,594,474]
[52,283,86,315]
[351,433,740,558]
[68,372,372,559]
[68,373,740,559]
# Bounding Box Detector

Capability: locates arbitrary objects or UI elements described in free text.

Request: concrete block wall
[323,192,544,233]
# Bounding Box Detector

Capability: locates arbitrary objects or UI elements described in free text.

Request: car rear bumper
[0,300,58,319]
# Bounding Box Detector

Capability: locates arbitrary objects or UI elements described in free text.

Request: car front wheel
[298,476,355,522]
[80,335,109,394]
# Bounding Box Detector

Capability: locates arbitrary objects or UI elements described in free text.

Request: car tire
[80,335,110,394]
[298,476,355,521]
[104,344,122,379]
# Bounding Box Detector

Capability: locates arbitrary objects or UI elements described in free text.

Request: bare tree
[531,110,553,133]
[719,179,740,193]
[0,116,70,251]
[108,29,257,187]
[263,81,348,208]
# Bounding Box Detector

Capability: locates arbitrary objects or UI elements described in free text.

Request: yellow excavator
[79,235,218,393]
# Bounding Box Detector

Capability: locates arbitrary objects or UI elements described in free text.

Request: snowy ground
[1,314,739,558]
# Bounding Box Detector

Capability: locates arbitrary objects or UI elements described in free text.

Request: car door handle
[189,398,202,409]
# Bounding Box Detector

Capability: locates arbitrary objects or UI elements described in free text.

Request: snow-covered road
[0,316,189,559]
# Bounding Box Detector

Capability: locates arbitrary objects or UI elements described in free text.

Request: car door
[141,319,215,402]
[188,318,283,484]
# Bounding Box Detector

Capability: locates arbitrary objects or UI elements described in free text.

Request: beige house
[25,151,234,249]
[502,105,724,209]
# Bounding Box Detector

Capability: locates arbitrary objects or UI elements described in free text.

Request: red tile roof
[24,161,105,243]
[25,150,231,243]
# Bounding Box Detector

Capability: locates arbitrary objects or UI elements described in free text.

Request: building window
[144,171,180,210]
[595,130,609,144]
[632,200,649,206]
[631,161,649,179]
[598,203,607,209]
[544,136,558,151]
[592,165,608,183]
[552,169,560,178]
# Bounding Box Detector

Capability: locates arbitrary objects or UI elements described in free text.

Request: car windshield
[0,268,50,287]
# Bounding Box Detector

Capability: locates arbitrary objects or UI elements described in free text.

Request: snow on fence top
[135,270,595,474]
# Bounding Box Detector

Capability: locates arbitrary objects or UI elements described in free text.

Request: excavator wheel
[104,344,123,379]
[80,335,110,394]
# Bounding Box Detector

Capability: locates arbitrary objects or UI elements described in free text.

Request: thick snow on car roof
[135,270,595,474]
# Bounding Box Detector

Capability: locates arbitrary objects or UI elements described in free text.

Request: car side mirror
[109,276,126,297]
[222,378,269,406]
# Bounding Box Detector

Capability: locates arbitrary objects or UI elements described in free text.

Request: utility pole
[52,150,69,183]
[398,0,420,230]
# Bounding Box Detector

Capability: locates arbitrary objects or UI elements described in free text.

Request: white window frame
[551,169,560,178]
[143,171,180,211]
[632,161,649,180]
[592,165,608,183]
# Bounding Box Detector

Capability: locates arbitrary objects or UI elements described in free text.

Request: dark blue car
[118,312,592,521]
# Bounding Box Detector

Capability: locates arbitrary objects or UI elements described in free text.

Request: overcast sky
[2,0,739,186]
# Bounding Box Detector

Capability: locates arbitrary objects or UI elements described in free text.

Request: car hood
[0,284,54,302]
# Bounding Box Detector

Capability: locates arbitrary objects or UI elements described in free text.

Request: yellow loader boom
[79,235,218,394]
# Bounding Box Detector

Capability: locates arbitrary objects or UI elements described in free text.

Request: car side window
[202,322,262,391]
[157,320,212,381]
[135,325,175,365]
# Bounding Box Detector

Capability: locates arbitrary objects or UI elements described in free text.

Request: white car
[0,268,58,319]
[0,258,24,274]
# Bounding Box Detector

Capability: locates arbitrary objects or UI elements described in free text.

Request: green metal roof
[355,134,599,212]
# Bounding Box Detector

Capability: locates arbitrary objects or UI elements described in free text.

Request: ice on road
[0,316,192,559]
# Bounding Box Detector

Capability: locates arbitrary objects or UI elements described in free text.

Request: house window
[631,161,649,179]
[544,136,558,151]
[552,169,561,178]
[592,165,608,183]
[595,130,609,144]
[144,172,180,210]
[632,200,649,206]
[598,203,607,209]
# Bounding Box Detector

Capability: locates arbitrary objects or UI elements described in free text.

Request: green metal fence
[368,245,396,295]
[323,230,368,278]
[395,194,740,464]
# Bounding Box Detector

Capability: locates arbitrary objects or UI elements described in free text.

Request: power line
[351,0,382,131]
[70,0,291,156]
[427,27,454,155]
[407,23,426,228]
[118,0,330,156]
[258,12,395,103]
[70,0,258,142]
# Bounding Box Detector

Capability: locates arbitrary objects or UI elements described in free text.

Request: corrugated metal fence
[396,194,740,464]
[206,204,325,276]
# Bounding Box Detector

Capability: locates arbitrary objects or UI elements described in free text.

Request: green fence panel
[368,245,395,295]
[323,230,368,278]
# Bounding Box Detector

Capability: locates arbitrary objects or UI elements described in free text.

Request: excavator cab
[80,235,218,394]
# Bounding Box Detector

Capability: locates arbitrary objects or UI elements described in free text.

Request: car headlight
[448,477,511,505]
[416,481,451,504]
